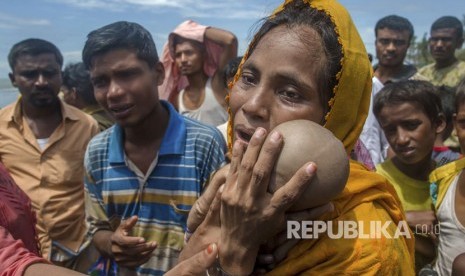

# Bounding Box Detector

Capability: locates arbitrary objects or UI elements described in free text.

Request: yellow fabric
[430,157,465,209]
[376,160,432,273]
[224,0,414,274]
[376,159,432,211]
[268,161,415,275]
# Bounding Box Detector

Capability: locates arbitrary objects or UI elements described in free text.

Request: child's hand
[405,210,437,236]
[110,216,157,268]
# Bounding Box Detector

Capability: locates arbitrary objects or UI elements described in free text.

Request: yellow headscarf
[226,0,372,155]
[225,0,415,274]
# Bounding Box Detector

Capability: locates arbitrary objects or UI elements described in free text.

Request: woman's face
[230,25,326,145]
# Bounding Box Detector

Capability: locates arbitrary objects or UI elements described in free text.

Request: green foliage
[406,33,433,68]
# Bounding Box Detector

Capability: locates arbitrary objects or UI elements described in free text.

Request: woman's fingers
[205,185,223,226]
[166,243,218,276]
[187,166,228,231]
[248,130,283,196]
[235,128,267,191]
[228,140,245,178]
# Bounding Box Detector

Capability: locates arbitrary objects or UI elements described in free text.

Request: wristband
[184,227,193,244]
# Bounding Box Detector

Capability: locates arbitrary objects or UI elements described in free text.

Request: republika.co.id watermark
[287,220,440,239]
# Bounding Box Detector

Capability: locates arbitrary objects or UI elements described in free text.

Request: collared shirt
[0,99,99,260]
[418,60,465,87]
[85,101,226,275]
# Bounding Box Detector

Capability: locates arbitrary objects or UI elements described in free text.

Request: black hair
[247,0,342,115]
[431,16,463,40]
[375,15,414,41]
[172,34,206,53]
[82,21,159,70]
[373,80,442,124]
[436,85,456,140]
[8,38,63,71]
[62,62,97,105]
[223,56,243,88]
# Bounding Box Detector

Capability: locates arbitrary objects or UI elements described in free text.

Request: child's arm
[405,210,437,260]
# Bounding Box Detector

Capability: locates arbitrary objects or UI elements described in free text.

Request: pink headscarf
[158,20,224,104]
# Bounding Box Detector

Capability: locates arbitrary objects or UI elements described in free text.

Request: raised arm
[205,27,238,100]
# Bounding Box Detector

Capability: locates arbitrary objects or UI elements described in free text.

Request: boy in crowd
[62,62,114,130]
[82,21,226,275]
[374,80,445,273]
[432,85,462,165]
[429,78,465,276]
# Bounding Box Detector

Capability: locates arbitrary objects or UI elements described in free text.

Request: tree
[406,33,433,67]
[459,15,465,61]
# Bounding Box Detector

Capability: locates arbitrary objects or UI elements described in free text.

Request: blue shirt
[85,101,226,275]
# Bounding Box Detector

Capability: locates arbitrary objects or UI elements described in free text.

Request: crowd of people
[0,0,464,275]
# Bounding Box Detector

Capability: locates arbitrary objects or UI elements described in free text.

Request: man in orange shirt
[0,38,99,272]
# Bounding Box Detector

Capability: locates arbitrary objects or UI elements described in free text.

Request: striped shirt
[84,101,226,275]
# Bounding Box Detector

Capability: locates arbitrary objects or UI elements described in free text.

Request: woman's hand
[219,128,317,275]
[178,181,224,262]
[166,243,218,276]
[187,166,229,233]
[254,202,334,273]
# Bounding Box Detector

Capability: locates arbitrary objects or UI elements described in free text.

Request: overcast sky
[0,0,463,77]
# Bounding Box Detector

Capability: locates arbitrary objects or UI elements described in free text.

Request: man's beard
[29,89,59,108]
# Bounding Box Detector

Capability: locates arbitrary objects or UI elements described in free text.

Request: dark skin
[90,49,169,174]
[429,28,463,69]
[9,53,63,139]
[379,102,445,265]
[452,253,465,276]
[374,28,411,84]
[123,102,168,175]
[89,48,169,267]
[174,27,237,111]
